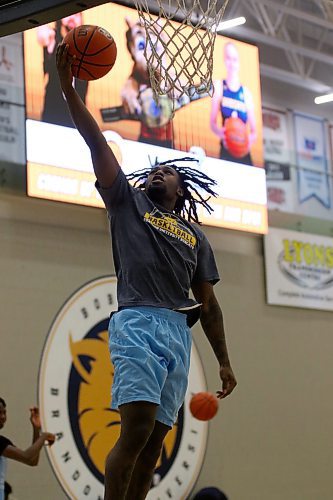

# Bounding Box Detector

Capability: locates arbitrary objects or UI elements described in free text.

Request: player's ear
[177,186,184,197]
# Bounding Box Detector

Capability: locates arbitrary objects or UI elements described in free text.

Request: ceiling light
[214,16,246,32]
[314,93,333,104]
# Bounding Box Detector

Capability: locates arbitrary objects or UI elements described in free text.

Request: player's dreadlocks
[126,157,218,223]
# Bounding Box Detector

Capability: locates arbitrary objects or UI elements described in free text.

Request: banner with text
[26,120,267,233]
[0,101,26,164]
[293,113,332,220]
[0,33,26,166]
[0,33,25,104]
[263,107,294,212]
[264,227,333,312]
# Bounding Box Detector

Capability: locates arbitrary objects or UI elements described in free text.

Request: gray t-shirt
[97,169,219,312]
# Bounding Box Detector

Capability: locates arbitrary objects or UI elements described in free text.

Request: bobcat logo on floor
[39,276,208,499]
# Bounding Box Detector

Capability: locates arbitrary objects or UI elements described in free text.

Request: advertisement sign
[26,119,267,233]
[24,3,263,164]
[39,276,208,500]
[264,227,333,312]
[293,113,332,219]
[263,107,294,212]
[23,2,267,234]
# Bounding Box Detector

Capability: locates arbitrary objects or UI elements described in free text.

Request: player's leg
[125,311,191,499]
[104,401,158,500]
[125,419,170,500]
[106,307,180,499]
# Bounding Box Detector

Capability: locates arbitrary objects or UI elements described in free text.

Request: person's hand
[42,432,56,446]
[29,407,41,430]
[217,365,237,399]
[37,25,56,53]
[56,43,75,92]
[121,81,142,115]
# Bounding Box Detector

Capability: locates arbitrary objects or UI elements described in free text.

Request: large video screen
[24,2,267,233]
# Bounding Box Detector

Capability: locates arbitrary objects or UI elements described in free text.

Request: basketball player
[56,42,237,500]
[37,14,88,127]
[210,42,257,165]
[0,398,55,500]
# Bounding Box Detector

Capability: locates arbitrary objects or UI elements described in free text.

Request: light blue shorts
[109,306,192,428]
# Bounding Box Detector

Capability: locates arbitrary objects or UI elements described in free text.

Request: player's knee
[140,440,163,468]
[121,420,155,453]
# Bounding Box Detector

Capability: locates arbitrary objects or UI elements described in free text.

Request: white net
[133,0,230,103]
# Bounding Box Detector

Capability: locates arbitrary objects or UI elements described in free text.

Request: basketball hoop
[133,0,230,108]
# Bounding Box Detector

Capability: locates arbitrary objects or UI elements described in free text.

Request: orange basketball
[63,25,117,81]
[224,116,249,158]
[189,392,219,421]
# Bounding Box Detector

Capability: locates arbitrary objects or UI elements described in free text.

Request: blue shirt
[221,79,248,124]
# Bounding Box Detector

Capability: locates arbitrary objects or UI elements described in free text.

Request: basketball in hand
[224,116,250,158]
[63,25,117,80]
[189,392,219,421]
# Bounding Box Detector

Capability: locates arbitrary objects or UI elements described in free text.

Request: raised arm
[29,407,42,465]
[192,281,237,399]
[56,43,120,188]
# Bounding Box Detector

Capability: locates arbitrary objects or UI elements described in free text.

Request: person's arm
[2,432,55,467]
[121,76,141,115]
[210,80,225,141]
[29,407,42,465]
[192,281,237,399]
[56,43,120,188]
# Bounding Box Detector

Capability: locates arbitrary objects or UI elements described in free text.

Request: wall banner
[0,33,25,105]
[293,113,331,211]
[263,107,294,212]
[0,33,26,169]
[0,101,26,164]
[264,227,333,312]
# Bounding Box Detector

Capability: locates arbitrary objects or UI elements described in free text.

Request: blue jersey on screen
[220,79,248,124]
